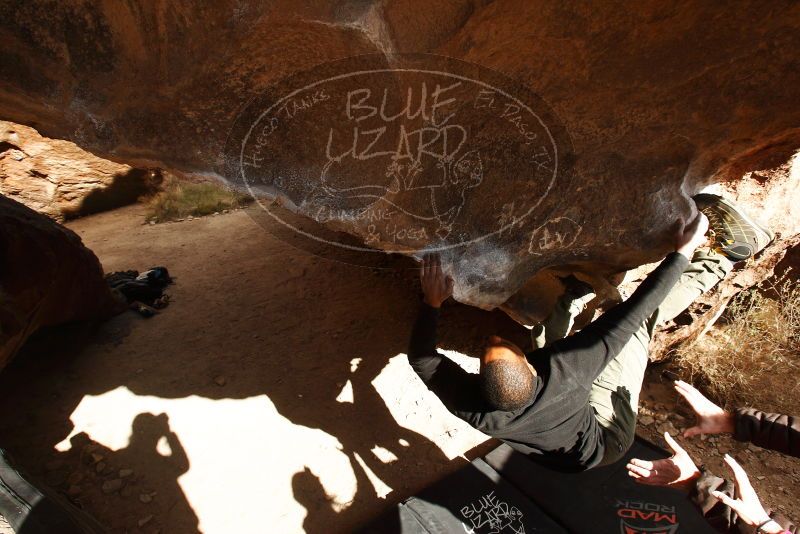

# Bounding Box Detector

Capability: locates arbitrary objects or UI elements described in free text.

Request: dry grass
[146,179,250,222]
[676,273,800,412]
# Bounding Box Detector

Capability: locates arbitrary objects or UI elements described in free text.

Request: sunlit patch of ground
[0,204,515,533]
[52,352,485,533]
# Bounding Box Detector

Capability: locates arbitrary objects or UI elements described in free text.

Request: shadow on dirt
[0,234,530,532]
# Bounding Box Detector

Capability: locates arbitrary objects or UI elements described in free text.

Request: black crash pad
[365,437,716,533]
[363,456,566,533]
[483,438,715,533]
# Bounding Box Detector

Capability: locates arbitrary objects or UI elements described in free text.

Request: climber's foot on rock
[693,193,774,261]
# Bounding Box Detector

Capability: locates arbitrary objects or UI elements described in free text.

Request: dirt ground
[0,204,525,533]
[0,204,797,533]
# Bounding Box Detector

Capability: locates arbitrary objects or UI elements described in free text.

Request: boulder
[0,195,122,369]
[0,1,798,314]
[0,121,159,221]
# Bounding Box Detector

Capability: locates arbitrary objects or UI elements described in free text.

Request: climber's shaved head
[480,336,535,411]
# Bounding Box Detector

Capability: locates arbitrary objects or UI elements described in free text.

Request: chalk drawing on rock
[316,147,483,239]
[223,53,573,265]
[528,217,583,255]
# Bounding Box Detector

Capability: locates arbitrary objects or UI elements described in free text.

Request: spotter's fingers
[710,491,738,510]
[664,432,687,455]
[626,462,653,478]
[674,380,699,401]
[422,254,432,279]
[629,458,654,471]
[683,426,704,439]
[724,455,757,498]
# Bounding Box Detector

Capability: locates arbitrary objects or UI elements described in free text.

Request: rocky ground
[0,203,797,533]
[638,371,800,520]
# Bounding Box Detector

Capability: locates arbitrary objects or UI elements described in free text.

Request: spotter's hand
[626,432,700,491]
[711,455,782,533]
[674,380,735,438]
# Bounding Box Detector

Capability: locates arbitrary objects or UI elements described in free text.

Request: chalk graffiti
[225,53,571,261]
[363,222,429,245]
[276,89,330,120]
[497,202,523,237]
[314,82,483,240]
[459,491,525,534]
[528,217,582,255]
[312,205,396,225]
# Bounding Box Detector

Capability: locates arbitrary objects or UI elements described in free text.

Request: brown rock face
[0,195,121,368]
[1,1,799,313]
[0,121,159,221]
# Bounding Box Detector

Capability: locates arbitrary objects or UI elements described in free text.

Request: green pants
[532,250,733,465]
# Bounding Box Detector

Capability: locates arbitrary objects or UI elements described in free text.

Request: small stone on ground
[639,415,655,426]
[102,479,123,494]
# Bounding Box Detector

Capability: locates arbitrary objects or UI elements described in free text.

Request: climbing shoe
[694,193,774,261]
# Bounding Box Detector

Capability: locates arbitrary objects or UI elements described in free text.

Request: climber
[407,194,774,471]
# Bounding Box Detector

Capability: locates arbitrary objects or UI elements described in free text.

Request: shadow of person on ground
[276,288,527,531]
[0,212,530,532]
[9,412,199,533]
[118,413,195,532]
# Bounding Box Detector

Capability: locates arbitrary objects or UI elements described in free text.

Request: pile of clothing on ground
[105,266,173,317]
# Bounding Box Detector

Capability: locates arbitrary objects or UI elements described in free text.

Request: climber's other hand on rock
[676,213,709,259]
[420,253,454,308]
